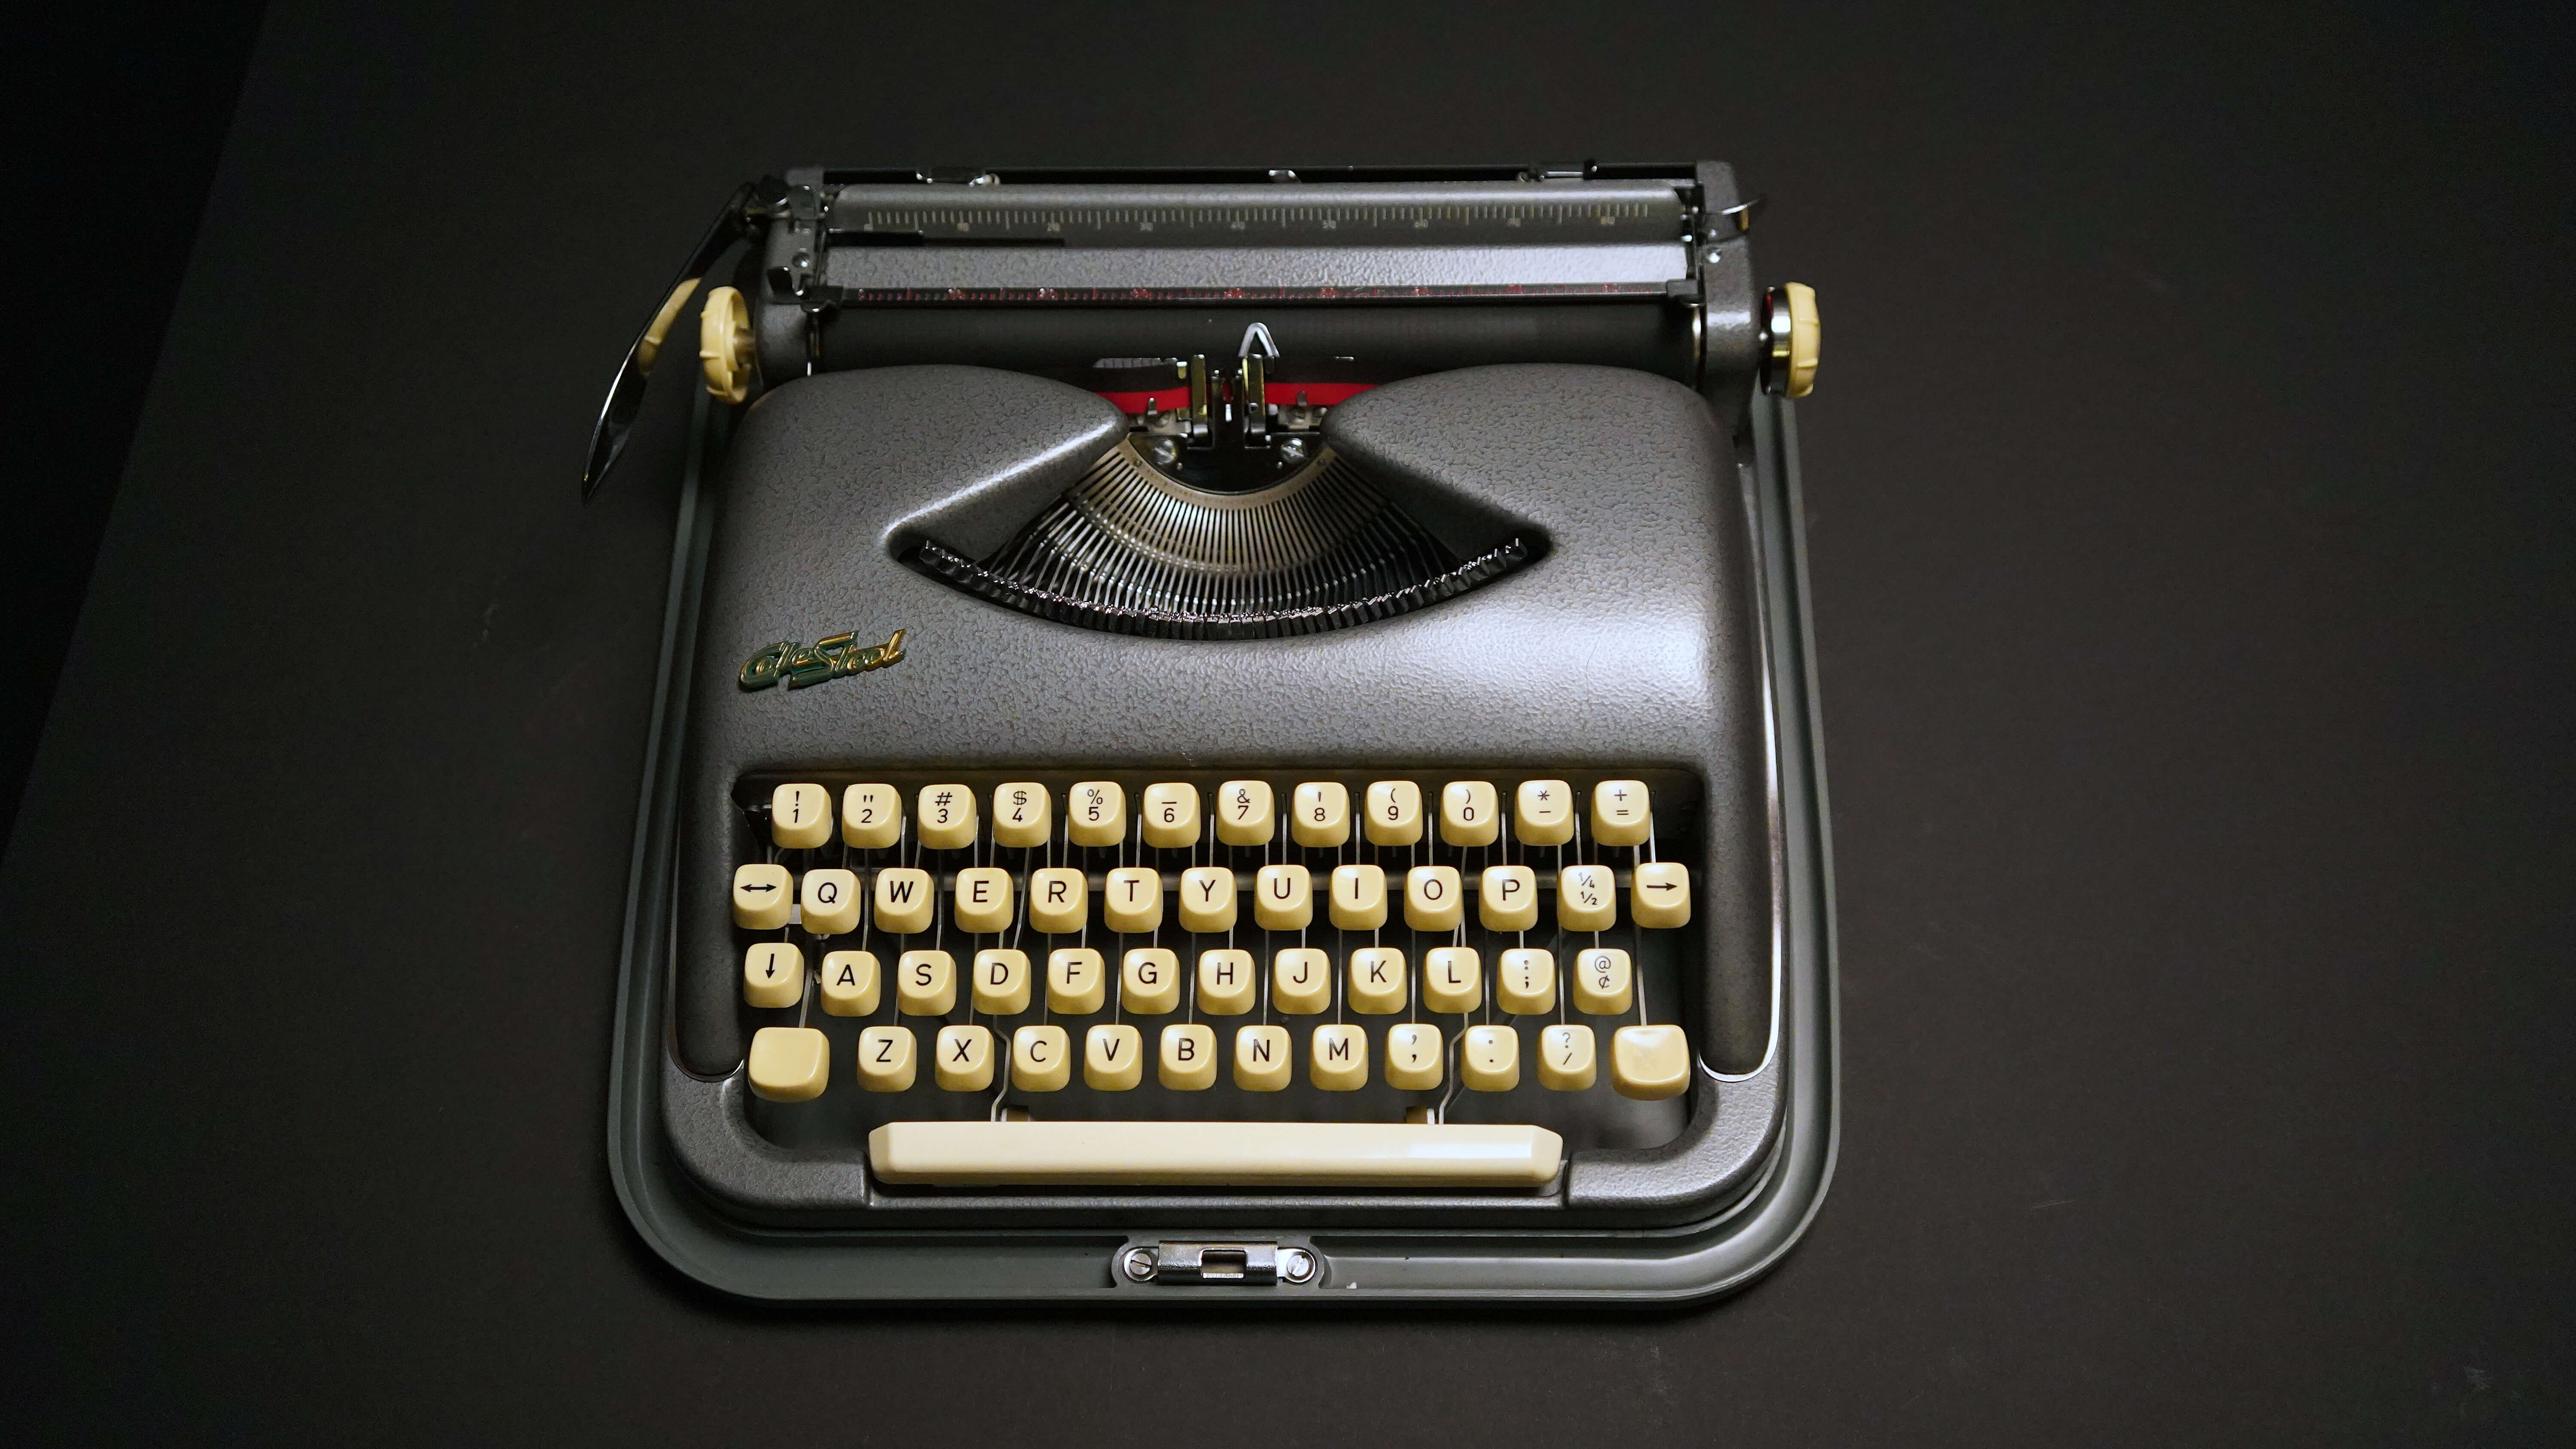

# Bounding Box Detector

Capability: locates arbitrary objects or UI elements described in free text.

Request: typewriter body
[593,162,1836,1301]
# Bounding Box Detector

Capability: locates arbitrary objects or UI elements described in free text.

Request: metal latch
[1120,1241,1319,1286]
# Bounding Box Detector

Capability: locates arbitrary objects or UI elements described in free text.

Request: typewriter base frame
[605,387,1838,1303]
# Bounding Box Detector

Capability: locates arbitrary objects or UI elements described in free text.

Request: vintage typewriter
[589,162,1836,1301]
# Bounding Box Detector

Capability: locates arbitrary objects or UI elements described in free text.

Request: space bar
[867,1120,1564,1187]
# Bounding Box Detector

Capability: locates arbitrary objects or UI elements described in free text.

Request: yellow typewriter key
[1538,1023,1596,1090]
[1102,867,1162,934]
[1291,781,1350,846]
[818,949,880,1015]
[1591,779,1651,847]
[1514,779,1574,846]
[916,784,977,850]
[1253,864,1312,930]
[1558,863,1617,932]
[872,867,934,934]
[1479,864,1539,932]
[1463,1025,1521,1091]
[1348,947,1407,1013]
[971,948,1030,1014]
[1364,779,1423,846]
[1571,947,1633,1015]
[1328,863,1387,930]
[935,1023,995,1092]
[1215,779,1275,845]
[1027,867,1087,933]
[1272,948,1332,1014]
[1084,1023,1143,1090]
[1011,1025,1071,1091]
[799,868,860,935]
[1235,1024,1293,1090]
[841,783,900,849]
[1177,865,1236,933]
[1404,865,1464,931]
[743,942,804,1008]
[1497,948,1555,1014]
[747,1025,829,1101]
[770,783,832,850]
[1310,1024,1369,1089]
[990,782,1051,848]
[896,949,957,1015]
[1159,1023,1218,1090]
[1631,861,1692,928]
[1197,949,1256,1014]
[1140,782,1200,849]
[732,863,792,930]
[1121,947,1180,1013]
[1440,780,1500,847]
[1047,947,1105,1013]
[856,1025,916,1091]
[953,866,1013,934]
[1066,780,1126,846]
[1385,1022,1443,1091]
[1612,1024,1691,1100]
[1424,946,1481,1013]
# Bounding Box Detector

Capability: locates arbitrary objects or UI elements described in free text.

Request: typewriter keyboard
[725,770,1704,1188]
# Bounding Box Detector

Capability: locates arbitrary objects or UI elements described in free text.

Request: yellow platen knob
[698,284,755,404]
[1783,282,1820,398]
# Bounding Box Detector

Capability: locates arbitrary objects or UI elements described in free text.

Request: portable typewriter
[590,162,1836,1301]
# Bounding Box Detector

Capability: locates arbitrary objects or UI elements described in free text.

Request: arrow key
[1631,861,1692,928]
[733,862,793,930]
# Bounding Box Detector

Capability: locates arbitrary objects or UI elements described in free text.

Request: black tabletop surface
[6,2,2570,1442]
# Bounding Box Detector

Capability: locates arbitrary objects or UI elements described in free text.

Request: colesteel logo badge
[739,629,906,691]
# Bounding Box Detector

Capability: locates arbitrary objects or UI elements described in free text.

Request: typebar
[868,1119,1564,1187]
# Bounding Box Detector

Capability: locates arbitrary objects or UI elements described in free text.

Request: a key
[770,783,833,850]
[1140,782,1200,849]
[971,948,1031,1014]
[1310,1023,1369,1090]
[1363,779,1424,846]
[1084,1023,1144,1090]
[856,1025,917,1091]
[1385,1022,1443,1091]
[1234,1025,1293,1091]
[1347,947,1407,1014]
[1571,946,1634,1015]
[800,867,861,935]
[1291,781,1351,846]
[1424,946,1482,1013]
[1479,864,1539,931]
[1631,861,1692,928]
[747,1025,830,1101]
[991,782,1050,848]
[1404,865,1464,931]
[1612,1024,1690,1100]
[841,783,901,849]
[743,942,805,1008]
[896,949,957,1015]
[1253,864,1312,930]
[1538,1023,1597,1090]
[1102,866,1162,934]
[1557,863,1617,932]
[1027,866,1087,933]
[1121,947,1180,1014]
[1177,865,1236,933]
[953,866,1013,934]
[1497,948,1555,1014]
[1066,780,1127,847]
[1159,1023,1217,1090]
[916,784,978,850]
[1011,1025,1071,1091]
[1272,948,1332,1014]
[1215,779,1275,846]
[1047,946,1105,1013]
[869,1120,1562,1187]
[732,863,793,930]
[872,867,935,934]
[1591,779,1651,847]
[1462,1025,1521,1091]
[1328,863,1387,930]
[935,1024,995,1092]
[1197,949,1256,1014]
[1440,780,1500,847]
[1514,779,1574,846]
[818,949,880,1015]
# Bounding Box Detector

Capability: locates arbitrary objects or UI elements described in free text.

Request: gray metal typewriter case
[594,164,1837,1301]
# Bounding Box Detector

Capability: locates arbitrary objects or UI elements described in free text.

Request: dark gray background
[5,1,2570,1442]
